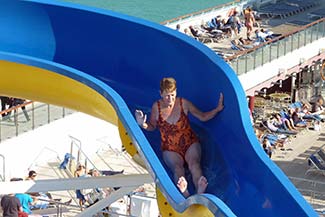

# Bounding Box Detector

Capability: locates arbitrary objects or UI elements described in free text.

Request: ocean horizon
[62,0,234,23]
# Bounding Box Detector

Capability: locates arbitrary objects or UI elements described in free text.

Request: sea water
[62,0,234,23]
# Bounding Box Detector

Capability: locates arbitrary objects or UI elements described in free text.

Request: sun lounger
[286,20,310,26]
[308,8,325,20]
[317,149,325,163]
[257,0,318,19]
[288,0,320,10]
[32,206,70,216]
[306,154,325,176]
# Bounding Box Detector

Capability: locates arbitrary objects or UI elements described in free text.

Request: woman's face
[161,90,176,107]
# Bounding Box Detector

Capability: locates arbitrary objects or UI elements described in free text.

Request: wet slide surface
[0,1,317,216]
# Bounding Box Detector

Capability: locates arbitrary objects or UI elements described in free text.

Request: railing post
[69,141,73,172]
[253,51,256,70]
[32,102,35,130]
[85,159,88,172]
[284,38,287,56]
[316,23,319,40]
[14,109,18,137]
[47,104,50,124]
[304,29,307,46]
[235,59,238,74]
[0,154,5,181]
[0,119,2,143]
[310,25,313,43]
[62,107,66,118]
[269,44,272,62]
[261,46,264,66]
[77,145,81,166]
[245,56,248,74]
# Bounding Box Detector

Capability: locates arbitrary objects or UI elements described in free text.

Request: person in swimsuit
[135,77,224,197]
[243,7,256,41]
[74,164,87,210]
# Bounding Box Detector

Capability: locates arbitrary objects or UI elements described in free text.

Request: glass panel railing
[270,41,279,61]
[262,44,270,65]
[236,56,247,75]
[291,34,299,51]
[228,60,238,74]
[319,22,324,38]
[0,101,75,142]
[246,54,255,73]
[316,22,324,40]
[32,103,51,128]
[226,18,325,74]
[297,31,304,48]
[278,37,287,57]
[254,47,264,69]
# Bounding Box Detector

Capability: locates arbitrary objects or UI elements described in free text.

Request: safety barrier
[0,101,75,142]
[160,0,242,25]
[289,176,325,214]
[0,154,5,181]
[226,18,325,75]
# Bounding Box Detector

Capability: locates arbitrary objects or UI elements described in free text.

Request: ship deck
[201,1,325,60]
[0,107,325,216]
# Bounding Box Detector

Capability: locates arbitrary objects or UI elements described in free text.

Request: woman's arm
[135,103,158,131]
[186,93,224,122]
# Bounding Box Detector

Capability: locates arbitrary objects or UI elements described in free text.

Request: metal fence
[0,101,75,142]
[289,176,325,215]
[226,18,325,75]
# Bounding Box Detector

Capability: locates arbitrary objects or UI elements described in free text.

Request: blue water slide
[0,1,317,216]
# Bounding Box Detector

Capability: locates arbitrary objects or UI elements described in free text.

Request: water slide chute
[0,1,317,216]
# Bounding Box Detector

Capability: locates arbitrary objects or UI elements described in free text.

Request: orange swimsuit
[157,98,199,159]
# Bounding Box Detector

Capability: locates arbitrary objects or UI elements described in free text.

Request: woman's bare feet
[197,176,208,194]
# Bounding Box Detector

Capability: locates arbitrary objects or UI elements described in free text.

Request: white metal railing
[27,146,61,171]
[0,175,152,217]
[0,154,5,181]
[226,18,325,75]
[289,176,325,212]
[69,135,100,173]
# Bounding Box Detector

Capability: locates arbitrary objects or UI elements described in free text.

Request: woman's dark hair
[28,170,37,177]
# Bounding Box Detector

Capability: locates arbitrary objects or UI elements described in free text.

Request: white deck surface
[0,112,157,216]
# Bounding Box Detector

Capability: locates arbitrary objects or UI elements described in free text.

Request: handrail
[27,146,61,171]
[225,17,325,61]
[0,100,75,142]
[0,100,33,117]
[95,138,123,156]
[160,0,241,25]
[0,175,152,216]
[288,176,325,211]
[69,135,100,173]
[0,154,5,181]
[289,176,325,186]
[321,60,325,80]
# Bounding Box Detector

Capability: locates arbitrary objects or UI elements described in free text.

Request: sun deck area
[165,0,325,75]
[1,0,325,216]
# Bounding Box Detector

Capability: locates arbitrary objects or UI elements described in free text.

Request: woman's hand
[216,93,224,112]
[135,110,147,126]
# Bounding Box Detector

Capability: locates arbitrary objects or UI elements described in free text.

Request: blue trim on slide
[0,1,317,216]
